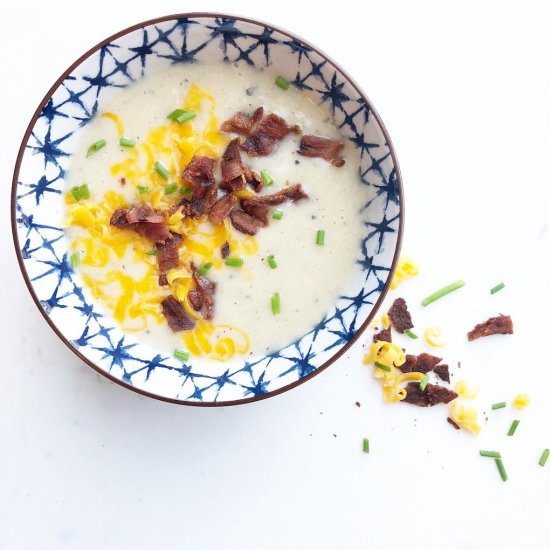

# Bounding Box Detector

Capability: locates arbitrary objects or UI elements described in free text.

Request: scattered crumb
[355,401,361,407]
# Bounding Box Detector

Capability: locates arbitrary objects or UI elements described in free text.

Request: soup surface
[65,62,365,360]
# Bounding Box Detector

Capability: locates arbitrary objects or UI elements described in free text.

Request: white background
[1,1,549,548]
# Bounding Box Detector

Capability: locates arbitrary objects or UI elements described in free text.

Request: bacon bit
[373,327,392,343]
[220,106,264,135]
[398,353,442,374]
[240,199,269,226]
[387,297,414,333]
[110,204,171,244]
[190,263,216,321]
[297,135,345,167]
[208,193,237,225]
[447,417,461,430]
[157,233,183,286]
[220,241,230,259]
[229,209,265,235]
[434,364,450,383]
[188,289,202,311]
[240,184,308,208]
[182,155,217,198]
[402,382,458,407]
[119,177,126,186]
[161,296,195,332]
[241,113,301,157]
[467,315,514,341]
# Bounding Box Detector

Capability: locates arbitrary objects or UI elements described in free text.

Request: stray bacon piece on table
[157,233,183,286]
[373,327,392,343]
[110,203,171,244]
[387,297,414,333]
[447,417,461,430]
[297,135,345,167]
[467,314,513,341]
[402,382,458,407]
[161,295,195,332]
[434,364,450,383]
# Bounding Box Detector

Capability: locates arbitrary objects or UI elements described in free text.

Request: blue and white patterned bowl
[11,14,403,405]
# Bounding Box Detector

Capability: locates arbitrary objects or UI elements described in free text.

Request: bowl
[11,13,403,405]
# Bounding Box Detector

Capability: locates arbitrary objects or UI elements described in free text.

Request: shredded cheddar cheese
[455,380,479,399]
[424,326,447,347]
[513,393,530,410]
[390,256,419,290]
[450,401,481,434]
[67,84,254,361]
[381,312,390,329]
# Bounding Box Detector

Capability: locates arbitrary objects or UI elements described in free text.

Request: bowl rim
[10,11,405,406]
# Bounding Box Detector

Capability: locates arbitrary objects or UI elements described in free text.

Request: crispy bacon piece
[191,263,216,321]
[241,184,308,208]
[161,296,195,332]
[220,241,230,259]
[373,327,392,343]
[229,209,265,235]
[398,352,442,374]
[467,315,514,341]
[220,138,246,191]
[388,297,414,333]
[298,134,345,167]
[182,155,217,198]
[447,417,461,430]
[188,289,203,311]
[240,199,269,226]
[110,204,171,244]
[434,364,450,383]
[241,114,301,157]
[157,233,183,286]
[208,193,238,225]
[402,382,458,407]
[220,107,264,135]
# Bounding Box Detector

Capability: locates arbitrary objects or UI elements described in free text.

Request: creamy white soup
[65,62,365,360]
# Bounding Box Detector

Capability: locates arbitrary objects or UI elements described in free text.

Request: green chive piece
[419,373,429,392]
[145,249,158,256]
[260,170,273,186]
[86,138,106,157]
[225,257,244,268]
[421,280,465,307]
[507,420,520,436]
[272,209,283,220]
[167,109,185,120]
[180,185,192,195]
[271,292,281,315]
[154,161,169,180]
[362,437,369,454]
[495,458,508,481]
[539,449,550,467]
[137,186,150,194]
[71,186,82,201]
[174,349,190,362]
[275,76,290,90]
[78,184,90,200]
[490,282,505,295]
[267,255,277,269]
[374,362,391,372]
[316,229,325,246]
[164,183,178,195]
[175,110,196,124]
[480,450,501,458]
[69,251,80,268]
[403,328,418,339]
[119,137,136,148]
[492,401,507,410]
[197,262,212,276]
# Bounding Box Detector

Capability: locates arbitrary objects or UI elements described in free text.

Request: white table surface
[1,1,549,548]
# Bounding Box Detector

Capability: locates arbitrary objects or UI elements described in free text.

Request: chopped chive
[71,186,82,201]
[275,76,290,90]
[480,450,501,458]
[164,183,178,195]
[167,109,184,120]
[271,292,281,315]
[403,328,418,339]
[272,209,283,220]
[86,138,106,157]
[225,257,244,268]
[374,362,391,372]
[119,137,136,148]
[362,437,369,454]
[540,449,549,467]
[260,170,273,186]
[197,262,212,276]
[421,280,465,307]
[137,186,150,194]
[154,161,169,180]
[490,282,505,295]
[69,251,80,268]
[316,229,325,246]
[174,349,190,362]
[145,249,159,256]
[495,458,508,482]
[267,255,277,269]
[507,420,520,436]
[492,401,507,410]
[180,185,192,195]
[71,184,89,201]
[175,110,196,124]
[419,373,429,391]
